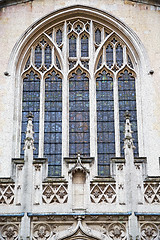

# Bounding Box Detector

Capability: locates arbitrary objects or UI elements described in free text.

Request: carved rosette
[140,223,158,240]
[108,223,126,240]
[33,223,52,239]
[1,224,19,240]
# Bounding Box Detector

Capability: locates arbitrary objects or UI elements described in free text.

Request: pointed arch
[8,5,149,174]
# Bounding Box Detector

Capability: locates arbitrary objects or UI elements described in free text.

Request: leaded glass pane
[44,71,62,176]
[128,55,133,68]
[81,34,88,57]
[106,44,113,68]
[69,69,90,157]
[118,70,138,156]
[56,29,62,46]
[69,35,76,57]
[45,45,52,69]
[95,28,101,45]
[21,71,40,157]
[25,56,30,70]
[35,45,42,68]
[56,56,61,70]
[97,56,102,69]
[116,44,123,67]
[96,70,115,176]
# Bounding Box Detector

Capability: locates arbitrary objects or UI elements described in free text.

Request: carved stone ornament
[144,183,160,204]
[0,184,15,205]
[108,223,126,240]
[1,224,19,240]
[33,223,52,240]
[42,183,68,204]
[68,154,89,175]
[90,183,116,203]
[140,223,158,240]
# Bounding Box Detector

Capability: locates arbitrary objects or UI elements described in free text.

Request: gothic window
[81,34,89,57]
[96,70,115,176]
[69,69,90,157]
[20,18,138,177]
[44,71,62,176]
[21,71,40,158]
[69,35,77,57]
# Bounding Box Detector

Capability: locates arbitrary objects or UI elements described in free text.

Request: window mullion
[62,21,69,162]
[114,73,120,157]
[89,20,97,175]
[38,74,45,157]
[123,45,127,65]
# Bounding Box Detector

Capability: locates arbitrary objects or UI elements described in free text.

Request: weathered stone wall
[0,0,159,178]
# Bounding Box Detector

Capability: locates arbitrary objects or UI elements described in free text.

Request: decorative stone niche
[72,171,86,209]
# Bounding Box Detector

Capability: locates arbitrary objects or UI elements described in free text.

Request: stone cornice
[0,0,33,8]
[126,0,160,7]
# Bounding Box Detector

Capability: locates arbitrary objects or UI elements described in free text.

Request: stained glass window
[56,29,62,46]
[21,71,40,157]
[116,44,123,67]
[118,69,138,156]
[69,35,76,57]
[97,56,102,69]
[106,44,113,68]
[44,71,62,176]
[56,56,61,70]
[95,28,101,45]
[128,55,133,68]
[96,70,115,176]
[35,45,42,68]
[45,45,52,69]
[69,69,90,157]
[25,56,30,70]
[81,34,88,57]
[21,20,139,178]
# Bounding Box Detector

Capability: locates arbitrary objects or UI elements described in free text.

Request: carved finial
[23,112,35,150]
[68,154,89,174]
[124,110,131,120]
[123,111,135,149]
[26,111,34,120]
[124,111,132,140]
[77,153,81,163]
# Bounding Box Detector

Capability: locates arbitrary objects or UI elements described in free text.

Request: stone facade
[0,0,160,239]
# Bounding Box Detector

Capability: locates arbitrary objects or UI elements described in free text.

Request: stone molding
[126,0,160,7]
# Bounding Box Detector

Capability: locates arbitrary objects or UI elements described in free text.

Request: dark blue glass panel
[44,70,62,176]
[69,35,76,57]
[81,35,88,57]
[97,56,102,69]
[69,69,90,157]
[75,24,82,33]
[96,70,115,176]
[45,45,52,69]
[118,70,138,156]
[35,45,42,68]
[116,44,123,67]
[56,29,62,46]
[25,56,30,70]
[21,71,40,157]
[56,56,61,70]
[106,45,113,68]
[95,28,101,45]
[128,55,133,68]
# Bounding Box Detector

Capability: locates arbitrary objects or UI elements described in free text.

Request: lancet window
[21,18,138,177]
